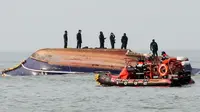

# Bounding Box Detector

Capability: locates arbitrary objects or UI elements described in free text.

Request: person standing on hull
[99,31,106,48]
[110,32,115,49]
[76,30,82,49]
[121,33,128,49]
[63,30,68,48]
[150,39,158,58]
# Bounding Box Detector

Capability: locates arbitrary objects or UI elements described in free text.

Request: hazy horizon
[0,0,200,52]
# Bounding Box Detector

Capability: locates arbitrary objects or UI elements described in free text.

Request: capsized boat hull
[1,48,141,76]
[1,58,122,76]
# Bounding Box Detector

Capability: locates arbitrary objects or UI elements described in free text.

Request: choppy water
[0,51,200,112]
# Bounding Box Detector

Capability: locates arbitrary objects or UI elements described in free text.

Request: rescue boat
[95,57,195,87]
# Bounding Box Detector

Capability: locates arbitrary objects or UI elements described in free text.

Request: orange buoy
[158,64,169,77]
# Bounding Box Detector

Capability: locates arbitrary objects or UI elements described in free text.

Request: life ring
[158,64,169,77]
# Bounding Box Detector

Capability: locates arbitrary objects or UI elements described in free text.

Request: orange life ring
[158,64,169,77]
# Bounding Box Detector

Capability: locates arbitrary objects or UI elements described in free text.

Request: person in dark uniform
[99,31,106,48]
[110,32,115,49]
[76,30,82,49]
[150,39,158,57]
[161,51,169,61]
[121,33,128,49]
[63,30,68,48]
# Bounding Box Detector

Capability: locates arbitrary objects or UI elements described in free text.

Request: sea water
[0,50,200,112]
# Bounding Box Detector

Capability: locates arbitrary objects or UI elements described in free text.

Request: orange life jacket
[137,62,144,65]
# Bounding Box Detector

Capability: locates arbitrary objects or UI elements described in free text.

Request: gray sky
[0,0,200,52]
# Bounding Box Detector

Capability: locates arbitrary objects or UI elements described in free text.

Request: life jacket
[137,61,145,67]
[138,62,144,64]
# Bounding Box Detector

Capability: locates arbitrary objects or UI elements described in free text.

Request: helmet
[161,51,166,55]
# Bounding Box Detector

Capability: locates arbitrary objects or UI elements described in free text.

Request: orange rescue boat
[95,57,195,87]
